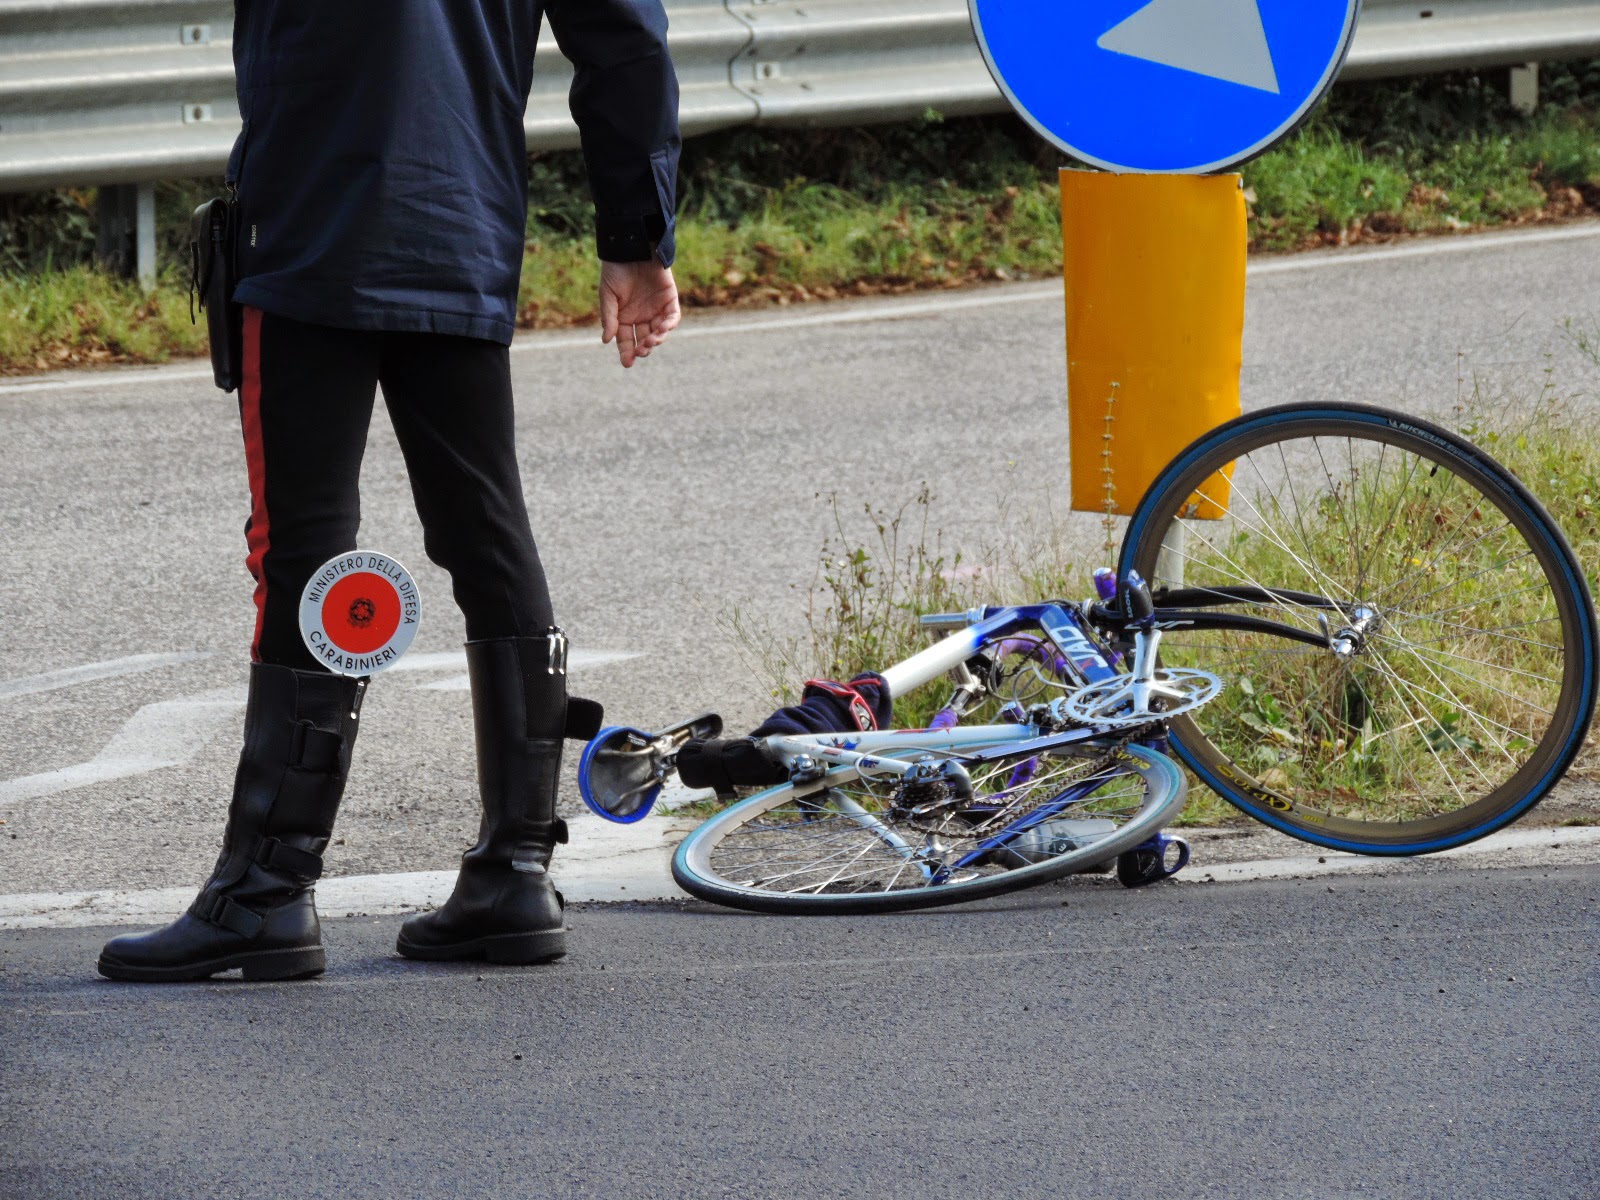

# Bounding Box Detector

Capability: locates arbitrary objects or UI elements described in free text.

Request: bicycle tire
[671,741,1186,914]
[1118,402,1597,855]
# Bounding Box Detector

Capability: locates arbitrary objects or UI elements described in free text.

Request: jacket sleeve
[544,0,681,267]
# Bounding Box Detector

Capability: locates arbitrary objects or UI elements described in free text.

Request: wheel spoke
[690,749,1166,904]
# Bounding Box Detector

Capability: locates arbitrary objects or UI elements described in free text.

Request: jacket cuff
[594,143,678,268]
[596,212,675,267]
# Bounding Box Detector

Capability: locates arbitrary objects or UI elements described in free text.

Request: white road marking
[0,647,640,804]
[387,650,474,673]
[4,220,1596,397]
[0,652,212,701]
[0,365,218,393]
[414,648,641,690]
[1181,824,1600,883]
[644,284,1060,339]
[0,689,242,805]
[1247,222,1600,275]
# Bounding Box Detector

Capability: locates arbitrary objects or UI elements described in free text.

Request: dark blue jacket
[228,0,680,344]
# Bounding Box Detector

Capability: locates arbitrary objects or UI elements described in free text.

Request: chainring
[1057,667,1223,729]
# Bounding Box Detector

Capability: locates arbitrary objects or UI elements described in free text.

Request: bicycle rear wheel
[1119,402,1597,854]
[671,742,1185,914]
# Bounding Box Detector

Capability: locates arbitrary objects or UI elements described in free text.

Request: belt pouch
[189,197,244,392]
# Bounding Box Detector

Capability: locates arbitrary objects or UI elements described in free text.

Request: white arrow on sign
[1098,0,1281,94]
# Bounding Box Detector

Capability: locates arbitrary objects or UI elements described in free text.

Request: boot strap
[565,697,604,742]
[191,889,265,937]
[288,720,345,774]
[240,832,324,880]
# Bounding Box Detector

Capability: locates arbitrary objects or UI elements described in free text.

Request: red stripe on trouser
[239,307,270,662]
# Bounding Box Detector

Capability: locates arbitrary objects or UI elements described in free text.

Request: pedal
[577,712,723,824]
[1116,833,1190,888]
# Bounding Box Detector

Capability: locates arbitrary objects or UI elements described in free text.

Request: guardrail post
[94,183,157,289]
[135,183,157,289]
[95,185,135,278]
[1510,62,1540,114]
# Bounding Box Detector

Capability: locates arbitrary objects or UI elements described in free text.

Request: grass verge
[5,63,1600,374]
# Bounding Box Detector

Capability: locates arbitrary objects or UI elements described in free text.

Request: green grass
[4,62,1600,371]
[518,176,1062,328]
[0,264,207,371]
[725,484,1008,729]
[1145,430,1567,824]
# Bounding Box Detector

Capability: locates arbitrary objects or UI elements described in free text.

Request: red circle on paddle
[320,571,403,655]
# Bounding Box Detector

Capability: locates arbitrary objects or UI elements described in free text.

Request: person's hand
[600,260,681,368]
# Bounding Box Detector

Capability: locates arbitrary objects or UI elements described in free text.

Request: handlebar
[919,608,985,631]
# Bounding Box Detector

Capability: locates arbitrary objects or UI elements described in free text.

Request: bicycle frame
[877,604,1122,702]
[878,591,1344,707]
[763,723,1157,883]
[759,603,1163,882]
[668,401,1599,899]
[751,585,1346,879]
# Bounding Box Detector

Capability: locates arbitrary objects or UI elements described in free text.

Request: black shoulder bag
[189,197,245,392]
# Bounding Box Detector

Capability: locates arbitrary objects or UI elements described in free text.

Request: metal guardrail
[2,0,1598,277]
[6,0,1600,194]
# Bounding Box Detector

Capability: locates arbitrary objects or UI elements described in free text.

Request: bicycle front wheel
[1119,402,1598,855]
[671,742,1185,914]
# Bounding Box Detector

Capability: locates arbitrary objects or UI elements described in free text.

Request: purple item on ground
[1005,757,1040,792]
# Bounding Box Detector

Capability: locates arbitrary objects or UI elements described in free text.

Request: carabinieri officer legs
[97,0,682,982]
[97,307,580,982]
[236,309,554,670]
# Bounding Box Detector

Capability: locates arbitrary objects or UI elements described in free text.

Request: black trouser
[239,307,553,671]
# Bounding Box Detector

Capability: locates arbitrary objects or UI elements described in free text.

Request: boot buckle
[252,835,324,880]
[191,889,265,938]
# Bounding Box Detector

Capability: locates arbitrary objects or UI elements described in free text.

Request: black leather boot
[97,664,365,982]
[397,632,590,965]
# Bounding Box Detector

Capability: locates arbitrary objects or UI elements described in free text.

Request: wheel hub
[1328,604,1382,660]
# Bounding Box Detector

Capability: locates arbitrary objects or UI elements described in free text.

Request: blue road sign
[969,0,1362,174]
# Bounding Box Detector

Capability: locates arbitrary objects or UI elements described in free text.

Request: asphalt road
[4,865,1596,1200]
[3,224,1600,895]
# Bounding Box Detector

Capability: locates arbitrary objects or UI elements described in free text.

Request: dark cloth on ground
[749,673,894,737]
[675,738,789,793]
[677,674,895,792]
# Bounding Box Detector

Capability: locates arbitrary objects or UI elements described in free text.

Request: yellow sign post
[1061,170,1246,519]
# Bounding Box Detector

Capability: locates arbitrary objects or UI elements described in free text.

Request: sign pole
[1061,170,1246,519]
